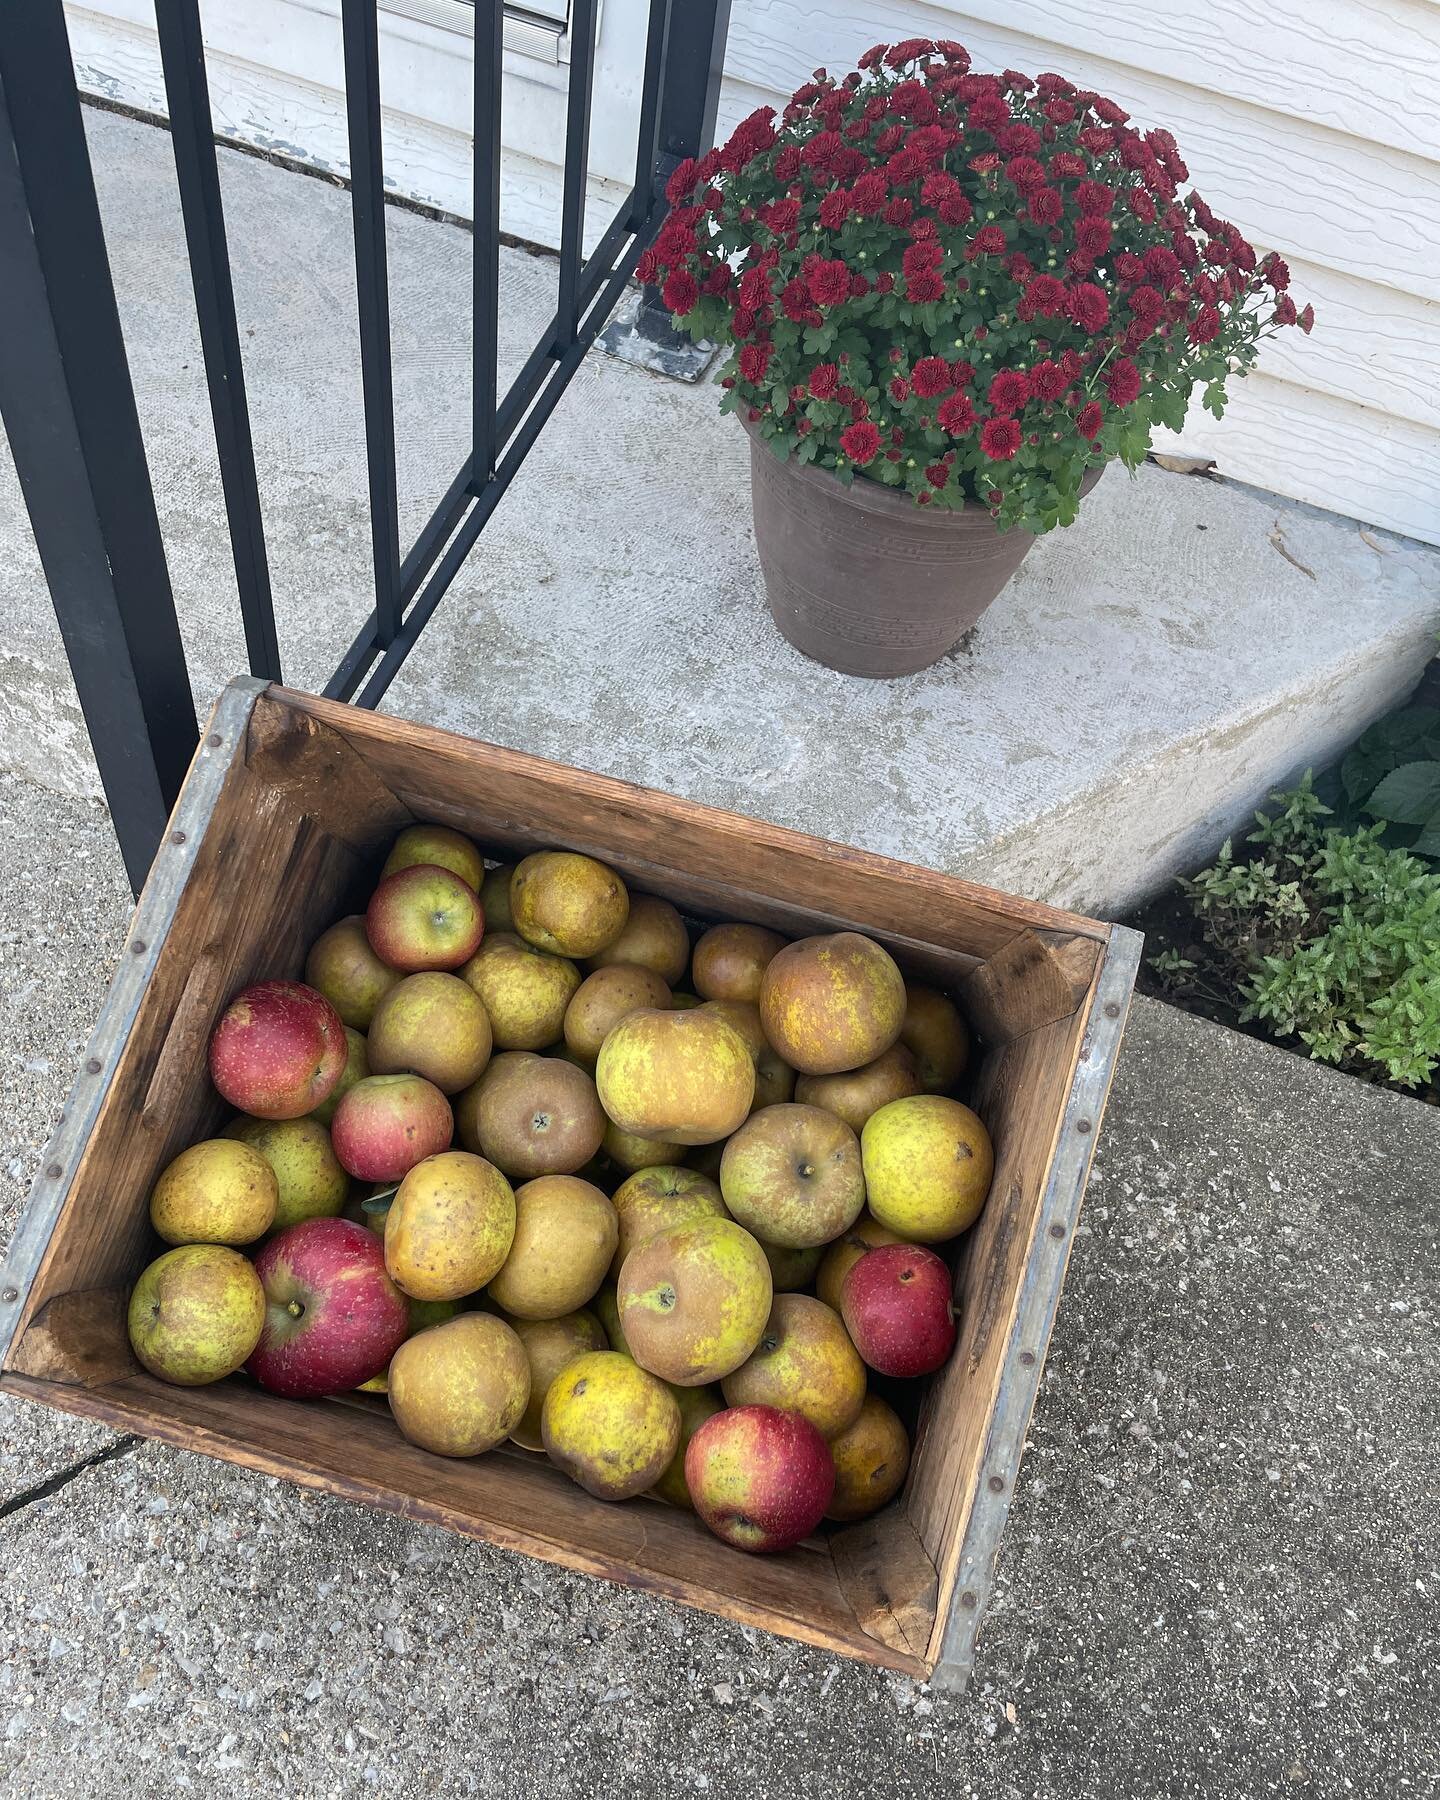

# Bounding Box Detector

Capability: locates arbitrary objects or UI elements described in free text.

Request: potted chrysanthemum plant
[639,38,1312,678]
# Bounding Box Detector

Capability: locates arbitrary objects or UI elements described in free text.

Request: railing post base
[598,285,718,382]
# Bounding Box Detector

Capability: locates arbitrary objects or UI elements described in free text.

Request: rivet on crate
[1,1289,17,1305]
[987,1475,1005,1493]
[959,1591,978,1610]
[46,1163,62,1179]
[130,940,147,955]
[171,830,187,846]
[1076,1118,1093,1134]
[1048,1223,1065,1240]
[1104,1001,1122,1019]
[85,1058,101,1075]
[207,733,222,748]
[1019,1350,1036,1366]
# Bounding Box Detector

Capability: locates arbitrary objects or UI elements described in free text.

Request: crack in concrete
[0,1435,141,1523]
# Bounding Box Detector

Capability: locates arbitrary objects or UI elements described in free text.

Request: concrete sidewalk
[1,773,1435,1798]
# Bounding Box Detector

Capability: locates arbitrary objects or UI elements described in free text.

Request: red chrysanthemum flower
[1006,155,1046,190]
[1027,186,1064,226]
[840,419,882,463]
[808,362,840,399]
[808,258,852,307]
[1103,357,1141,406]
[761,197,800,234]
[980,416,1022,460]
[1076,400,1104,439]
[925,463,950,487]
[1272,294,1298,326]
[1074,180,1113,216]
[851,171,888,214]
[665,157,700,204]
[662,270,698,314]
[1127,283,1165,320]
[889,376,911,403]
[1024,273,1067,316]
[937,393,976,435]
[1187,303,1222,344]
[912,356,953,397]
[988,368,1032,413]
[635,247,660,285]
[738,342,771,384]
[1029,359,1067,402]
[1075,217,1112,258]
[1067,282,1110,333]
[904,270,946,302]
[902,238,943,277]
[886,37,935,67]
[1127,187,1157,223]
[938,190,974,226]
[818,190,850,230]
[968,225,1008,258]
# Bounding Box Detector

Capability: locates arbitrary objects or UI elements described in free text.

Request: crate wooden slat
[0,678,1141,1691]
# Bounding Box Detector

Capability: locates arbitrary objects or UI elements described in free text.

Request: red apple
[330,1073,453,1182]
[684,1404,835,1553]
[366,864,484,972]
[840,1243,956,1378]
[247,1217,408,1398]
[208,979,347,1120]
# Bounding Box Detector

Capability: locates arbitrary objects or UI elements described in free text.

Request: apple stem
[286,1300,305,1319]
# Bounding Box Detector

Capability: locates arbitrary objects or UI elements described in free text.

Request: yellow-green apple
[795,1042,921,1135]
[826,1395,911,1521]
[900,986,972,1092]
[609,1164,725,1280]
[148,1139,277,1246]
[684,1404,835,1551]
[602,1119,688,1173]
[541,1349,679,1499]
[759,933,905,1076]
[719,1103,864,1249]
[308,1026,368,1127]
[511,851,629,958]
[461,933,578,1051]
[862,1095,993,1241]
[455,1051,605,1179]
[697,1000,795,1112]
[591,1281,630,1354]
[651,1382,723,1508]
[208,979,348,1119]
[367,971,492,1093]
[224,1115,348,1231]
[841,1243,956,1377]
[815,1213,907,1313]
[478,863,515,932]
[366,864,484,972]
[564,964,672,1064]
[584,894,689,985]
[507,1309,608,1449]
[668,992,702,1011]
[330,1072,453,1183]
[304,916,401,1029]
[127,1244,266,1385]
[691,922,788,1004]
[388,1313,529,1455]
[487,1175,617,1319]
[381,822,484,891]
[618,1216,771,1385]
[596,1008,753,1145]
[247,1217,409,1397]
[383,1149,516,1300]
[757,1238,824,1292]
[721,1294,866,1437]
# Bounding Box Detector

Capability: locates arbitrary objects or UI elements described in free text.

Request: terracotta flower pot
[746,423,1102,679]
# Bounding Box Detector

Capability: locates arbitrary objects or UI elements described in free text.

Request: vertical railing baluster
[556,0,599,345]
[472,0,503,486]
[155,0,281,682]
[631,0,672,228]
[341,0,402,648]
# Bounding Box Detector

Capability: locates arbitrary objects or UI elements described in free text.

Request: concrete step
[3,106,1438,915]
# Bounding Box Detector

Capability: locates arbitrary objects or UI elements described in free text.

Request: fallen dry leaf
[1149,452,1219,478]
[1005,1700,1018,1725]
[1268,525,1316,580]
[1358,528,1389,554]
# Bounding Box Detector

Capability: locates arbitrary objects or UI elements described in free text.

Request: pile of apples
[128,824,993,1554]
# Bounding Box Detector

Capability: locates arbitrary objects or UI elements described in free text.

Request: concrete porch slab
[1,106,1437,917]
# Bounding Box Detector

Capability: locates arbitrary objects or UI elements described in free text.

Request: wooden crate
[0,679,1140,1690]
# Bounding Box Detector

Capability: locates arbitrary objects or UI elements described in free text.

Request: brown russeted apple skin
[541,1349,680,1500]
[329,1073,454,1185]
[618,1216,772,1386]
[595,1009,754,1146]
[602,1120,689,1174]
[900,986,972,1092]
[609,1165,726,1280]
[461,932,579,1052]
[815,1213,908,1314]
[826,1394,912,1522]
[383,1149,516,1301]
[486,1174,617,1319]
[759,933,906,1077]
[795,1042,921,1136]
[697,1000,795,1113]
[510,852,629,959]
[721,1294,866,1438]
[691,922,788,1004]
[651,1382,724,1508]
[592,1281,630,1355]
[479,863,516,932]
[128,1244,266,1386]
[149,1138,278,1246]
[684,1404,835,1553]
[308,1026,369,1127]
[224,1114,349,1232]
[304,916,402,1030]
[455,1051,606,1180]
[388,1313,529,1457]
[758,1237,824,1293]
[584,894,690,986]
[381,823,485,892]
[861,1094,994,1242]
[366,971,493,1094]
[507,1309,609,1450]
[564,964,672,1064]
[719,1103,865,1250]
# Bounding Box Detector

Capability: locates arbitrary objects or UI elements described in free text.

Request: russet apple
[148,1139,277,1246]
[651,1382,724,1508]
[691,922,788,1004]
[507,1309,609,1449]
[757,1237,824,1292]
[684,1404,835,1552]
[478,863,516,933]
[224,1114,349,1231]
[367,971,492,1094]
[697,1000,795,1112]
[618,1216,771,1385]
[511,851,629,959]
[826,1395,911,1521]
[584,894,690,986]
[861,1094,994,1242]
[815,1213,907,1314]
[461,933,579,1051]
[795,1042,921,1135]
[455,1051,605,1179]
[900,986,972,1092]
[719,1103,865,1249]
[541,1349,680,1500]
[841,1243,957,1378]
[248,1217,409,1398]
[721,1294,866,1438]
[330,1073,453,1183]
[308,1025,368,1128]
[564,964,672,1064]
[609,1164,726,1280]
[383,1149,516,1300]
[596,1008,754,1145]
[381,823,484,892]
[759,932,906,1076]
[208,979,348,1119]
[366,864,484,972]
[388,1313,529,1455]
[128,1244,266,1385]
[602,1119,689,1173]
[304,916,401,1030]
[487,1175,617,1319]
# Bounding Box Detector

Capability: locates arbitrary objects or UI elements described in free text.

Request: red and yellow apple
[841,1243,957,1378]
[208,979,348,1119]
[247,1217,409,1398]
[684,1404,835,1552]
[366,864,484,972]
[330,1072,453,1183]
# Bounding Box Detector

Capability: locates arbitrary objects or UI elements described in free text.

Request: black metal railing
[0,0,730,891]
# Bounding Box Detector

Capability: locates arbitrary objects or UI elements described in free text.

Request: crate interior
[1,687,1108,1676]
